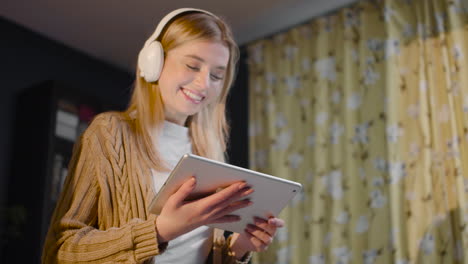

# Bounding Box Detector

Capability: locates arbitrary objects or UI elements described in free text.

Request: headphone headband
[143,8,217,48]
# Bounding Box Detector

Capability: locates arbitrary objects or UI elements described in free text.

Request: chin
[184,107,203,117]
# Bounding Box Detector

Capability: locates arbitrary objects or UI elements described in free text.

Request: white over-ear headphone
[137,8,217,83]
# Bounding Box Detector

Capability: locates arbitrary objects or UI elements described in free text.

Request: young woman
[42,8,284,264]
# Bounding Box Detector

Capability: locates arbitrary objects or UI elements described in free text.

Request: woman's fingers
[268,217,285,228]
[246,224,273,245]
[228,217,286,254]
[209,191,253,219]
[242,217,285,250]
[161,179,259,240]
[252,217,283,236]
[169,177,197,205]
[243,229,269,251]
[209,199,253,221]
[203,182,247,204]
[200,182,253,212]
[210,214,241,224]
[218,186,253,207]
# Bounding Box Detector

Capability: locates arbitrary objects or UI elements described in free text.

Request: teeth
[183,89,203,102]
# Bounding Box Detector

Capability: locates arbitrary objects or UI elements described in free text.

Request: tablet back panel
[149,154,302,233]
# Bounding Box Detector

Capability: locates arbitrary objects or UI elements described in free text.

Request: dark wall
[0,18,134,260]
[0,16,248,261]
[0,18,134,196]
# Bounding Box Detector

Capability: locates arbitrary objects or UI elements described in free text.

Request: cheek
[157,80,172,100]
[208,85,224,104]
[158,61,191,89]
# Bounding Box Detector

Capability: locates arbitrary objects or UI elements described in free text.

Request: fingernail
[242,188,254,196]
[238,182,247,189]
[242,199,253,206]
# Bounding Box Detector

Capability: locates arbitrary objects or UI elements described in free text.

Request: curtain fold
[247,0,468,263]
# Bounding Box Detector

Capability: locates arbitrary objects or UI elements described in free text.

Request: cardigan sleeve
[42,116,163,263]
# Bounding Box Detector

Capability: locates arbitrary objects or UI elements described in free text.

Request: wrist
[155,216,172,243]
[229,235,248,260]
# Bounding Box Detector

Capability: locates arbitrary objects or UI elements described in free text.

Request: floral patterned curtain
[247,0,468,263]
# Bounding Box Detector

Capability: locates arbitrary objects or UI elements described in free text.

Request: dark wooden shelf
[6,80,121,264]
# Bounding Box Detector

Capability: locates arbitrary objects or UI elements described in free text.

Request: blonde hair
[125,11,239,171]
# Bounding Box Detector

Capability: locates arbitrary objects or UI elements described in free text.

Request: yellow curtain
[247,0,468,263]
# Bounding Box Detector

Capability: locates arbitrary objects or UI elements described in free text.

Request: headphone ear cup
[137,41,164,82]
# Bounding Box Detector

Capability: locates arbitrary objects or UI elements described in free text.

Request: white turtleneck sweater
[152,121,213,264]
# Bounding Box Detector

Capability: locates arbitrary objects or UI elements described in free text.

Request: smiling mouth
[181,88,205,103]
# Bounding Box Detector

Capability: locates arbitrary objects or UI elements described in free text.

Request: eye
[186,64,200,71]
[210,74,223,81]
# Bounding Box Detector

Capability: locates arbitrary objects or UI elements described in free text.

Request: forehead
[168,40,230,68]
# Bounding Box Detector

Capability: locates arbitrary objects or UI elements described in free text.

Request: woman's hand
[155,177,253,242]
[229,216,285,259]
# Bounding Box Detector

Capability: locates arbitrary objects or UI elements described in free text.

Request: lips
[181,88,205,104]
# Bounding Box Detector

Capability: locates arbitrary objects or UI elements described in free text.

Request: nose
[194,69,210,90]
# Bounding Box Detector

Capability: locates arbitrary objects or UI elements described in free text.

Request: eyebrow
[184,55,227,70]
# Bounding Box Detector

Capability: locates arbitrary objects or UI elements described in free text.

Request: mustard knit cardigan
[42,112,244,264]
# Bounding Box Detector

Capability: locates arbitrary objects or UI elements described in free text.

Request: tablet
[148,153,302,233]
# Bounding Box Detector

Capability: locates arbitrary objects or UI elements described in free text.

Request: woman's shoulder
[90,111,130,126]
[82,111,134,140]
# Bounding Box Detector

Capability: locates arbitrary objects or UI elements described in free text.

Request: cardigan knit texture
[42,112,249,264]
